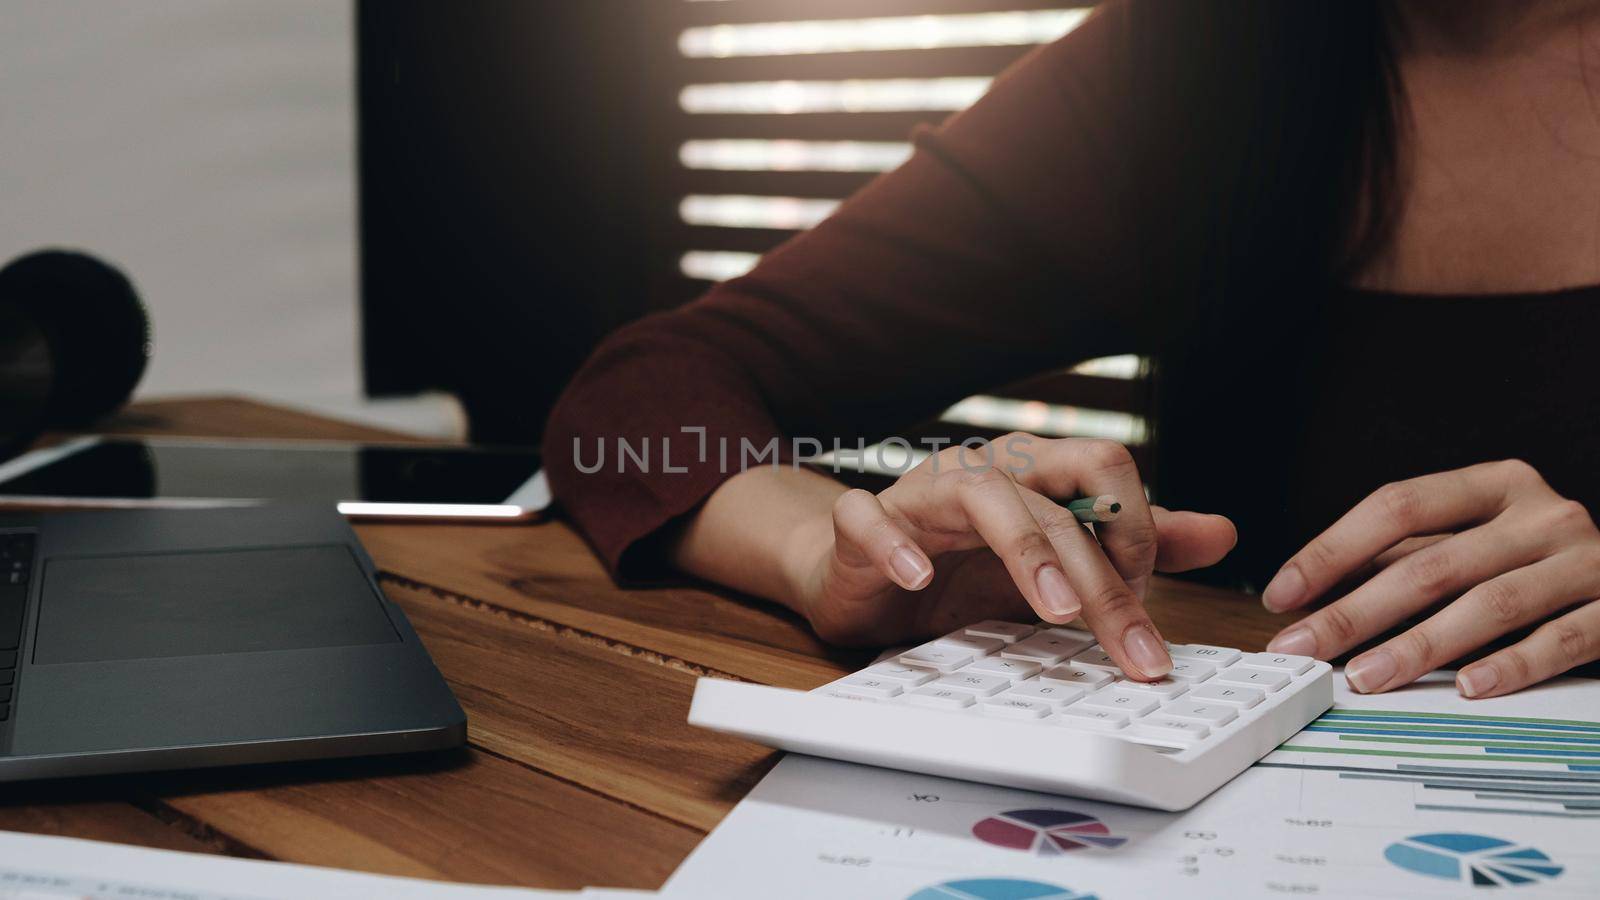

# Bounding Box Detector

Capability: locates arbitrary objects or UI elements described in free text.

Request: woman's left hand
[1262,459,1600,698]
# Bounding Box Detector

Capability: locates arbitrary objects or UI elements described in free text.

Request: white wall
[0,1,359,408]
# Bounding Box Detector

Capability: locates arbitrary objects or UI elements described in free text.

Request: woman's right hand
[786,434,1238,680]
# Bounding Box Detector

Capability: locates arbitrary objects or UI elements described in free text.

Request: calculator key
[828,676,903,699]
[966,656,1042,679]
[980,697,1053,720]
[899,644,975,673]
[1076,689,1160,717]
[964,621,1035,644]
[1039,665,1113,689]
[1003,681,1085,705]
[1115,677,1189,699]
[1187,683,1264,708]
[1129,716,1209,744]
[1161,700,1238,726]
[905,687,977,709]
[863,662,937,686]
[818,690,885,703]
[1214,666,1291,692]
[1054,706,1129,731]
[932,634,1006,656]
[1002,633,1089,664]
[1037,627,1095,649]
[1165,659,1216,682]
[1242,652,1315,675]
[1067,647,1122,672]
[1170,644,1242,666]
[933,672,1010,697]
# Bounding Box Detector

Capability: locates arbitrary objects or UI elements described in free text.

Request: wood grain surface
[0,396,1328,889]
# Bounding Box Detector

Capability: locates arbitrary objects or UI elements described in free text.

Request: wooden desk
[0,397,1301,890]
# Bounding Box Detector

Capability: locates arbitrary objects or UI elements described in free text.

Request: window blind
[664,1,1149,473]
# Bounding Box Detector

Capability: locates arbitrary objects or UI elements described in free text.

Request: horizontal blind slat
[680,45,1038,81]
[674,111,948,141]
[682,0,1093,27]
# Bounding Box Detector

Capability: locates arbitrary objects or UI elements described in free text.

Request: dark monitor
[356,2,679,443]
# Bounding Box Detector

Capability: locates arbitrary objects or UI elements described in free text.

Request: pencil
[1066,494,1121,523]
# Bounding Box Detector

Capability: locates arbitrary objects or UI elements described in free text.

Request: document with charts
[0,829,652,900]
[661,673,1600,899]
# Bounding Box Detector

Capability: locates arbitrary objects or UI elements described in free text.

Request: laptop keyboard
[0,532,33,722]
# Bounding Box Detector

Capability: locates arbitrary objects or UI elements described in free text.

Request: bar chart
[1263,706,1600,819]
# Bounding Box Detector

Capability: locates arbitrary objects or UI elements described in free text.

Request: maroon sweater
[542,5,1600,584]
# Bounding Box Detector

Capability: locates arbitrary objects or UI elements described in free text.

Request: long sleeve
[542,4,1145,577]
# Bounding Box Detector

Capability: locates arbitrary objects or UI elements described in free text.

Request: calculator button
[1055,707,1129,730]
[1161,700,1238,726]
[1170,644,1242,666]
[863,662,937,686]
[1038,627,1095,647]
[899,645,975,673]
[1165,659,1216,682]
[1115,677,1189,700]
[1002,633,1090,664]
[1241,652,1315,675]
[1003,681,1085,706]
[980,697,1053,720]
[818,690,884,703]
[1214,666,1291,692]
[1130,717,1209,744]
[963,621,1035,644]
[1187,683,1264,708]
[828,676,903,699]
[1076,689,1160,717]
[1039,665,1113,689]
[933,634,1006,656]
[966,656,1042,679]
[933,672,1010,697]
[1067,647,1122,672]
[905,687,977,709]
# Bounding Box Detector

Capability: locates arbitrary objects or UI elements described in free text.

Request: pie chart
[907,877,1098,900]
[971,808,1128,854]
[1384,833,1565,888]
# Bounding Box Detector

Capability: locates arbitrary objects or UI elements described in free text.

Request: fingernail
[1123,625,1172,678]
[1266,627,1317,657]
[1345,649,1397,694]
[1262,564,1305,612]
[890,546,932,589]
[1035,565,1080,618]
[1458,664,1500,699]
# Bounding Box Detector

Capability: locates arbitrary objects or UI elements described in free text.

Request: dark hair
[1112,1,1406,586]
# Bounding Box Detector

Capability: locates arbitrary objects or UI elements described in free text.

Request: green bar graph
[1336,735,1600,754]
[1319,709,1600,729]
[1278,745,1600,765]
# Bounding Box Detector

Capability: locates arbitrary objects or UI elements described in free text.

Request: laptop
[0,504,465,781]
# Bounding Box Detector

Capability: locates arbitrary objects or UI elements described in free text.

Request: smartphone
[0,436,549,521]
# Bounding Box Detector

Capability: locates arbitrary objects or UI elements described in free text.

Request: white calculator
[688,620,1331,810]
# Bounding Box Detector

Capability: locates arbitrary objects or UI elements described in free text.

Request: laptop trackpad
[33,544,400,665]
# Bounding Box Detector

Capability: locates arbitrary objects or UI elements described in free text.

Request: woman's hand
[788,434,1236,681]
[1263,459,1600,698]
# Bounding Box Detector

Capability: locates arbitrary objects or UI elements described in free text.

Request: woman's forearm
[668,465,848,614]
